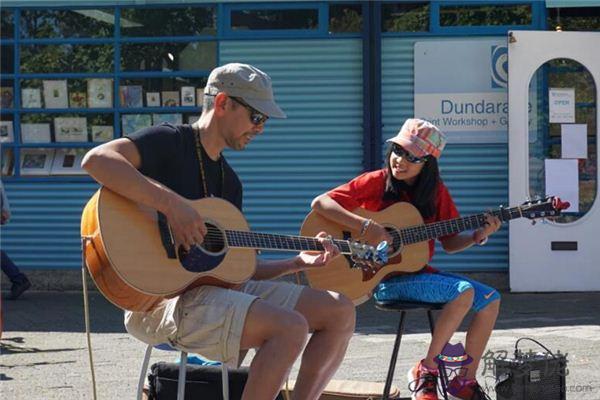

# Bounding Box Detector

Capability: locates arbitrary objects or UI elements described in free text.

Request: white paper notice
[549,88,575,123]
[561,124,587,159]
[545,159,579,212]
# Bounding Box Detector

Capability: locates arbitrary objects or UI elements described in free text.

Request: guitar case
[147,362,402,399]
[147,362,263,400]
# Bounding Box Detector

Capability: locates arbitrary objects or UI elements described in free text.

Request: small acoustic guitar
[80,187,385,312]
[300,197,568,305]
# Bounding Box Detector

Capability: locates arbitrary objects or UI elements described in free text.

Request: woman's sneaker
[447,377,491,400]
[407,360,440,400]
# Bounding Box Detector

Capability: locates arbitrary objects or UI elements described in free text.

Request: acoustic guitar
[300,197,568,305]
[80,187,385,312]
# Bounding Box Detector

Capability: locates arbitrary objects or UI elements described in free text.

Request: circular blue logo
[491,45,508,88]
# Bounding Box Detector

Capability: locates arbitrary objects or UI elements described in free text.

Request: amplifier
[495,348,567,400]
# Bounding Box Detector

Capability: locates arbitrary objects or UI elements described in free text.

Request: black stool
[375,300,448,400]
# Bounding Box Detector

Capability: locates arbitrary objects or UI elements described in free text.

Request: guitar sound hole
[385,227,402,253]
[201,223,226,253]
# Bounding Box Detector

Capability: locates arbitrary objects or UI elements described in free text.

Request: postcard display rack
[0,7,212,178]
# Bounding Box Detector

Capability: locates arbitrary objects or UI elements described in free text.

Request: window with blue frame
[19,9,114,38]
[1,10,15,37]
[329,3,363,33]
[380,1,543,35]
[439,3,532,27]
[119,6,216,37]
[0,5,216,178]
[231,8,319,30]
[547,6,600,31]
[382,2,430,32]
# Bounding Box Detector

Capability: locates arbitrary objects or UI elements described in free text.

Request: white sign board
[545,159,579,213]
[561,124,588,159]
[549,88,575,123]
[414,40,509,143]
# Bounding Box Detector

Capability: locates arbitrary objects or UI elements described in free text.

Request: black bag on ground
[147,361,286,400]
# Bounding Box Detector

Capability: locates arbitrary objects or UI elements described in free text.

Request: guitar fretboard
[397,206,525,245]
[224,230,353,254]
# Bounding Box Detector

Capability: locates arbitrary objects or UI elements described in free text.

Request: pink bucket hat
[387,118,447,159]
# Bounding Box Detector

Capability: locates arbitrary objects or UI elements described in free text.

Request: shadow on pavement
[2,290,599,335]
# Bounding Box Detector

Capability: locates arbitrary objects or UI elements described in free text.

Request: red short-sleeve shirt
[327,169,460,273]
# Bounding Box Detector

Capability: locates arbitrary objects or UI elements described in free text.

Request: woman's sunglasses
[230,97,269,126]
[391,144,427,164]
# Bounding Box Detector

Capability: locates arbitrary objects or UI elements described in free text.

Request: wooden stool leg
[427,310,449,400]
[383,311,406,400]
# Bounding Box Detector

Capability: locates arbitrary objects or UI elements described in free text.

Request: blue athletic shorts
[374,271,500,312]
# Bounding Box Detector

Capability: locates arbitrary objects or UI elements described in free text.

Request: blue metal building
[0,1,596,278]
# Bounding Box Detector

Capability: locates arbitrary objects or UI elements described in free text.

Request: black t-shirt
[126,123,243,210]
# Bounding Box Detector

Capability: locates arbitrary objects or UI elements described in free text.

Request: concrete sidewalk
[1,290,599,399]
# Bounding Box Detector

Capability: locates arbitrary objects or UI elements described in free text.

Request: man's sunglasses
[391,144,427,164]
[230,97,269,126]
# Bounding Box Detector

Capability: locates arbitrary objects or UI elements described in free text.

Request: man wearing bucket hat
[82,63,355,400]
[311,118,501,400]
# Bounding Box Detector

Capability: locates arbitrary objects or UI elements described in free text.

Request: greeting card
[22,88,42,108]
[120,85,144,108]
[69,92,87,108]
[43,80,68,109]
[122,114,152,135]
[181,86,196,106]
[146,92,160,107]
[0,121,14,143]
[20,123,51,143]
[152,113,182,126]
[91,125,114,142]
[161,91,179,107]
[87,79,113,108]
[20,148,54,176]
[54,117,88,142]
[50,148,88,175]
[1,87,14,108]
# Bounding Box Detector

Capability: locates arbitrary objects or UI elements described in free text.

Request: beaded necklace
[193,126,224,198]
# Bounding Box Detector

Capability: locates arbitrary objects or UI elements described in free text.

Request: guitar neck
[399,205,525,245]
[224,230,353,254]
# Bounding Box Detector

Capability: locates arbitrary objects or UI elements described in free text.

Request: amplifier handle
[514,337,556,359]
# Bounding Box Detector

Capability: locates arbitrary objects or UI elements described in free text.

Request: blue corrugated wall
[382,37,509,271]
[1,181,99,269]
[220,39,364,236]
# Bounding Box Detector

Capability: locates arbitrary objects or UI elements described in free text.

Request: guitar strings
[198,230,350,251]
[193,206,523,250]
[383,207,520,245]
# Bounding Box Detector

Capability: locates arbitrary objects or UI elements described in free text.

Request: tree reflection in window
[120,7,216,37]
[231,9,318,30]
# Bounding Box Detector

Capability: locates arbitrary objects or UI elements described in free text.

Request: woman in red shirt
[311,119,501,400]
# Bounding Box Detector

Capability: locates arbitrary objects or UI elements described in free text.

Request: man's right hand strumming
[164,196,208,252]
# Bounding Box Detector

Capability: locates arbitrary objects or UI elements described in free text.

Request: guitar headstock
[521,196,570,220]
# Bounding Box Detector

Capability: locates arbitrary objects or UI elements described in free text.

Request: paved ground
[1,290,599,399]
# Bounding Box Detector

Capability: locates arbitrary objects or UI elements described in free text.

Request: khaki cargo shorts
[170,280,304,367]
